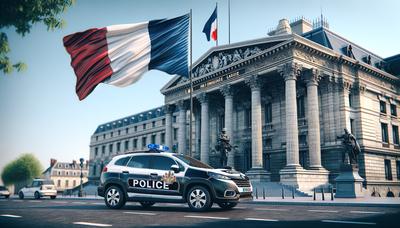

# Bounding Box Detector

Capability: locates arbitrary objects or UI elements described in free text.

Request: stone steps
[250,181,312,197]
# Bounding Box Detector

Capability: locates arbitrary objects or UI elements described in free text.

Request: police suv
[98,144,253,211]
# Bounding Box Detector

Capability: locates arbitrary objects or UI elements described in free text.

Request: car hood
[190,167,246,179]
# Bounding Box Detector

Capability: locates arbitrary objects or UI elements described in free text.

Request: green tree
[0,0,74,74]
[1,153,43,185]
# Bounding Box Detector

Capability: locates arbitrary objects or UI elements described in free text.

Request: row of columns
[164,62,324,172]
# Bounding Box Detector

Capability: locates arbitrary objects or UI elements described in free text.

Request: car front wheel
[187,186,212,212]
[18,192,24,199]
[104,186,125,209]
[34,191,41,200]
[217,202,237,210]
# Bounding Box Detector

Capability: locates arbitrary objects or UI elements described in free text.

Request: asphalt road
[0,197,399,228]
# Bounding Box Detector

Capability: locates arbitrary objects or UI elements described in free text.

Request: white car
[18,179,57,199]
[0,186,10,198]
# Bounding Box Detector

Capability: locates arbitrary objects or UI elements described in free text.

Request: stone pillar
[197,93,210,164]
[279,63,302,169]
[244,75,270,181]
[304,69,323,169]
[177,100,187,155]
[165,104,174,150]
[220,84,235,167]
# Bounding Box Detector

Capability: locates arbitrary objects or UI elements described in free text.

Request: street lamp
[78,158,84,197]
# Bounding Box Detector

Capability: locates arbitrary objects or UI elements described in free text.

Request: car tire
[34,191,41,200]
[139,201,155,208]
[104,185,125,209]
[217,202,237,210]
[187,186,213,212]
[5,195,10,199]
[18,192,24,200]
[50,196,56,199]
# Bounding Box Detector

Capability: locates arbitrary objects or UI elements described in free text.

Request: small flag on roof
[202,6,217,42]
[63,14,189,100]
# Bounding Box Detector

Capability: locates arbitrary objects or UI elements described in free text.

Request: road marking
[0,214,22,218]
[184,215,229,220]
[254,208,289,211]
[28,200,42,202]
[322,220,376,225]
[91,203,105,205]
[72,202,87,204]
[244,218,278,222]
[73,222,112,227]
[235,206,247,209]
[308,209,338,213]
[53,201,68,204]
[350,211,384,214]
[123,211,156,216]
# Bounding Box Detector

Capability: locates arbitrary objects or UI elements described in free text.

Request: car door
[123,155,154,195]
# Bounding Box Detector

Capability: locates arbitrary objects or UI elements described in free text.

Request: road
[0,197,399,227]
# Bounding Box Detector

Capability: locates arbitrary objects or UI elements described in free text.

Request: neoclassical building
[90,18,400,196]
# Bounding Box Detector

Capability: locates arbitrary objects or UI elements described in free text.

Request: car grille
[232,178,251,187]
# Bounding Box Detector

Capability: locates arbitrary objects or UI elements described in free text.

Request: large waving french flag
[63,14,189,100]
[202,6,217,41]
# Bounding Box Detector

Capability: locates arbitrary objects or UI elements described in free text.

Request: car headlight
[208,172,231,180]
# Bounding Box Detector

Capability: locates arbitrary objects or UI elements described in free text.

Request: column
[165,104,174,150]
[197,93,210,164]
[279,62,302,169]
[304,69,322,169]
[245,75,263,169]
[177,100,187,155]
[220,84,235,167]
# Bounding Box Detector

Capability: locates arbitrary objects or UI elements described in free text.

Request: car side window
[32,181,40,187]
[115,156,131,166]
[150,156,177,171]
[127,155,150,169]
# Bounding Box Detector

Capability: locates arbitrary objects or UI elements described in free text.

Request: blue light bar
[147,144,169,152]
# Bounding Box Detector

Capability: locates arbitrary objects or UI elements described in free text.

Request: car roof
[112,151,177,160]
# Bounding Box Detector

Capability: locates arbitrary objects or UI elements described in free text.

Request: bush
[1,154,42,185]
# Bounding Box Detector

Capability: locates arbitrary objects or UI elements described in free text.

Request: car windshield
[173,155,213,169]
[41,180,54,185]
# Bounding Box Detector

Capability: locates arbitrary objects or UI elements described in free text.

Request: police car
[98,144,252,211]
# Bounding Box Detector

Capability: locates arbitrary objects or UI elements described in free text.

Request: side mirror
[170,164,180,173]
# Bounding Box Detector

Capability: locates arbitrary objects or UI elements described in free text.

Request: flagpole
[216,2,218,47]
[189,9,193,158]
[228,0,231,44]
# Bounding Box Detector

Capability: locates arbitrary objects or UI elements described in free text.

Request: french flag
[202,6,217,42]
[63,14,189,100]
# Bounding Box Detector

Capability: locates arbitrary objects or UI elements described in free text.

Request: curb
[246,200,400,208]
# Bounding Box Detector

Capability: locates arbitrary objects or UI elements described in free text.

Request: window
[102,146,106,155]
[127,155,151,169]
[150,156,177,170]
[350,118,355,135]
[110,132,113,137]
[264,138,272,149]
[299,135,307,146]
[103,134,106,139]
[133,138,138,148]
[93,165,96,176]
[73,180,76,187]
[118,130,121,135]
[161,133,165,144]
[263,154,271,171]
[265,103,272,124]
[385,159,393,180]
[134,126,137,132]
[391,104,397,116]
[380,101,387,114]
[381,123,389,143]
[297,96,305,118]
[115,156,131,166]
[151,135,156,144]
[109,144,113,153]
[348,93,353,108]
[96,136,98,141]
[125,128,129,134]
[95,147,98,157]
[393,125,399,145]
[125,140,129,151]
[173,128,178,140]
[117,142,121,152]
[65,180,69,187]
[57,180,61,187]
[152,121,156,127]
[32,181,40,187]
[397,161,400,180]
[245,108,251,128]
[143,123,146,130]
[162,118,166,126]
[173,116,177,123]
[142,137,147,147]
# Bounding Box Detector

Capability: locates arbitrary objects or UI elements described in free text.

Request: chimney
[268,17,313,36]
[50,159,57,167]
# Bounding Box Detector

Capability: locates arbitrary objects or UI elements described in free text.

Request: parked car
[0,186,10,198]
[18,179,57,199]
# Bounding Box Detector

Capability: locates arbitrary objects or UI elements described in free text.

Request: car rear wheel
[50,196,56,199]
[187,186,212,212]
[34,191,41,200]
[18,192,24,199]
[217,202,237,210]
[139,201,155,208]
[104,186,125,209]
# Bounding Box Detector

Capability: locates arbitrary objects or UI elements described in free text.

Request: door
[124,155,153,195]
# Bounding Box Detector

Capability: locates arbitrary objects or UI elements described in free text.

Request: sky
[0,0,399,184]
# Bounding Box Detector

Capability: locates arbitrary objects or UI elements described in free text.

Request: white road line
[72,202,87,204]
[350,211,384,214]
[235,206,247,209]
[91,203,105,205]
[73,222,112,227]
[244,218,278,222]
[322,220,376,225]
[123,211,156,216]
[184,215,229,220]
[53,201,68,204]
[28,200,42,203]
[254,208,289,211]
[0,214,22,218]
[308,209,338,213]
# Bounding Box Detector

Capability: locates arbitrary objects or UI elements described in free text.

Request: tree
[1,153,43,185]
[0,0,74,74]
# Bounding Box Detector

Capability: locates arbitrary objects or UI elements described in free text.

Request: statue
[337,128,360,165]
[215,128,232,167]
